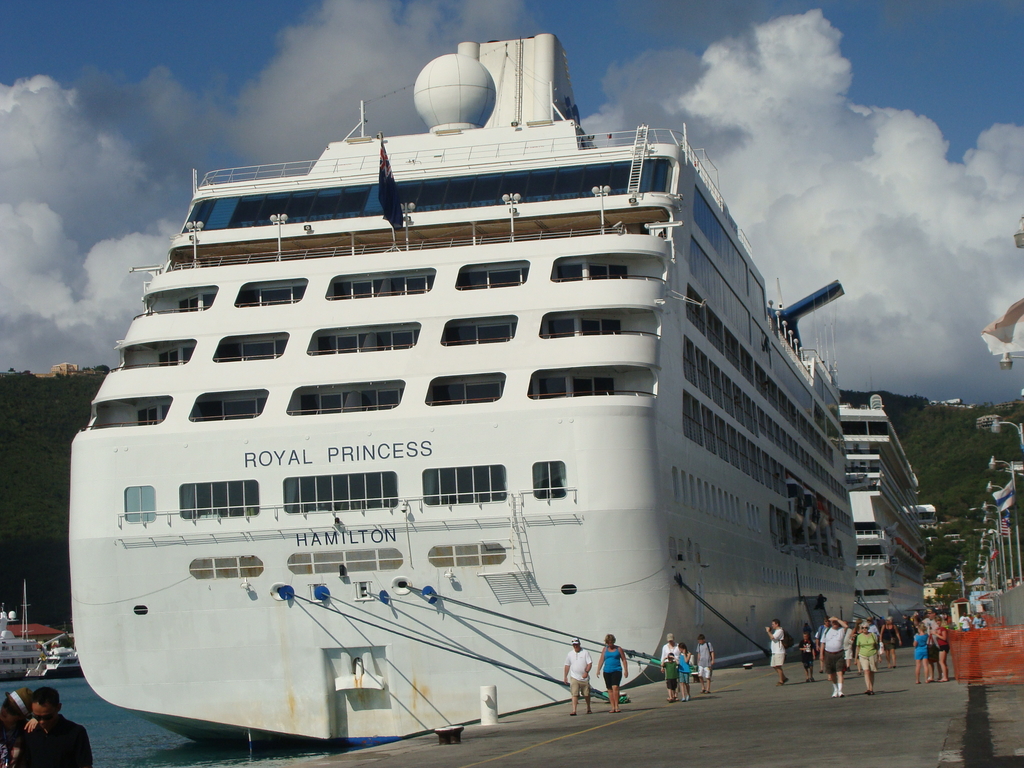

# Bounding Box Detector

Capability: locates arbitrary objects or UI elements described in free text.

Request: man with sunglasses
[23,687,92,768]
[1,687,33,768]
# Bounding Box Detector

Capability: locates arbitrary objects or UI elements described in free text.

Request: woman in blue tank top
[597,634,629,713]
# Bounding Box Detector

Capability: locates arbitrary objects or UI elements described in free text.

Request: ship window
[528,366,654,399]
[190,390,268,421]
[456,262,529,290]
[310,324,420,355]
[423,465,507,505]
[121,340,195,369]
[124,486,156,523]
[287,548,403,574]
[288,382,404,415]
[427,374,505,406]
[532,461,567,500]
[441,317,517,346]
[179,480,259,519]
[540,313,633,338]
[93,396,172,429]
[283,471,398,513]
[189,555,264,580]
[145,286,218,315]
[235,279,307,307]
[427,543,507,568]
[213,334,288,362]
[551,260,628,282]
[329,269,435,300]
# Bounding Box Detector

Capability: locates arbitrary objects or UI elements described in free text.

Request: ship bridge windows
[528,366,655,399]
[235,279,307,307]
[121,340,195,369]
[427,374,505,406]
[184,159,674,231]
[213,334,288,362]
[179,480,259,519]
[427,543,507,567]
[92,396,172,428]
[456,261,529,290]
[283,471,398,513]
[423,465,507,505]
[287,381,404,415]
[145,286,218,315]
[441,316,518,346]
[310,324,420,355]
[190,390,268,421]
[328,269,435,300]
[540,309,658,338]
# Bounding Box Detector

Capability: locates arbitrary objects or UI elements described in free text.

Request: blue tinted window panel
[205,198,240,230]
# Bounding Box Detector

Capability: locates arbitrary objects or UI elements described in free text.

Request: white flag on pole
[993,479,1015,512]
[982,297,1024,354]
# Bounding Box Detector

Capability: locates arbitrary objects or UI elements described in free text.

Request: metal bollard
[480,685,498,725]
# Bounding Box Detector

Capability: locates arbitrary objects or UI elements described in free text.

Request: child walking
[799,630,816,682]
[663,653,680,702]
[677,643,693,701]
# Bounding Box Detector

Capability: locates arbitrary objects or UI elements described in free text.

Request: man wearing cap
[1,687,32,768]
[23,687,92,768]
[660,633,679,663]
[563,639,593,716]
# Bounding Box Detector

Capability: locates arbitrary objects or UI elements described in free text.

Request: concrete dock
[287,649,1024,768]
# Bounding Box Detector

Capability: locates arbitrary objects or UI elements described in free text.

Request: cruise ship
[69,34,855,743]
[841,395,927,618]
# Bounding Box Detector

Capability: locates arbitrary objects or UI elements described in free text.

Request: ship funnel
[771,280,844,346]
[869,394,883,410]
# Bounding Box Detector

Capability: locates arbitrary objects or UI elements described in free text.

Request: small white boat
[26,639,83,680]
[0,609,42,682]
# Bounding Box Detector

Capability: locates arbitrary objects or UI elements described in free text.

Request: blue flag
[378,143,403,230]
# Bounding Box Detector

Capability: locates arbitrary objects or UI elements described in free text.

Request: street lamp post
[501,193,520,241]
[185,220,203,262]
[980,421,1024,587]
[270,213,288,255]
[592,185,611,234]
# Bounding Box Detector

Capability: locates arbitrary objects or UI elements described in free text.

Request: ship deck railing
[166,222,638,273]
[197,129,687,188]
[116,490,581,530]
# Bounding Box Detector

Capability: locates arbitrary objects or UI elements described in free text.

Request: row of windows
[122,462,568,522]
[769,504,844,561]
[183,160,673,232]
[124,309,652,369]
[95,367,655,428]
[683,388,849,531]
[144,255,647,320]
[186,541,509,580]
[669,465,763,533]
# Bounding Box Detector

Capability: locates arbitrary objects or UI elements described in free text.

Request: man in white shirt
[959,614,971,631]
[563,638,593,715]
[766,619,787,685]
[820,617,849,698]
[660,633,679,662]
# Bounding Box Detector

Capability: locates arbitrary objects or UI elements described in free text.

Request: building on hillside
[915,504,937,529]
[841,393,928,619]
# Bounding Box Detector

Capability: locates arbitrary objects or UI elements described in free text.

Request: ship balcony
[855,529,886,540]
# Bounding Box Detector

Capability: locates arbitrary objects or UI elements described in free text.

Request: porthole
[560,584,578,595]
[133,605,149,615]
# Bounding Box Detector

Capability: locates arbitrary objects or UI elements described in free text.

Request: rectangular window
[456,263,529,290]
[423,465,507,505]
[179,480,259,519]
[235,281,307,307]
[441,317,517,346]
[427,375,505,406]
[329,270,435,299]
[283,471,398,513]
[214,335,288,362]
[287,549,403,574]
[190,391,268,421]
[313,325,420,354]
[533,461,567,500]
[124,485,156,523]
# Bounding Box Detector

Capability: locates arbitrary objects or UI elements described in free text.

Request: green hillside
[0,373,102,624]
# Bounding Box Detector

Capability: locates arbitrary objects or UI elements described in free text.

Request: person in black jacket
[23,687,92,768]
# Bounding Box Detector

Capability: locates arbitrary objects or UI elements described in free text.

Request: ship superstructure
[70,34,855,742]
[841,395,927,618]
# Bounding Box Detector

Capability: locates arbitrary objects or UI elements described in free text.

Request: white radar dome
[414,53,496,132]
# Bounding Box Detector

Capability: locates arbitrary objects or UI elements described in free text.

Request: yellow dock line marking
[455,671,776,768]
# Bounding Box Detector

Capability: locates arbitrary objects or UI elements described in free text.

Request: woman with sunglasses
[0,688,33,768]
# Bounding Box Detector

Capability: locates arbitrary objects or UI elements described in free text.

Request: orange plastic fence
[948,626,1024,684]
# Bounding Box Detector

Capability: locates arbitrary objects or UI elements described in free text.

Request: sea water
[23,679,342,767]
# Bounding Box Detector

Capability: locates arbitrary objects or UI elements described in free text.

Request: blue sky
[1,0,1024,402]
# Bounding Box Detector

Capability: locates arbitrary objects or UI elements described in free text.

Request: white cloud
[232,0,533,161]
[586,10,1024,401]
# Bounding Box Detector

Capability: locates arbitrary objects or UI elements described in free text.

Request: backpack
[781,630,794,649]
